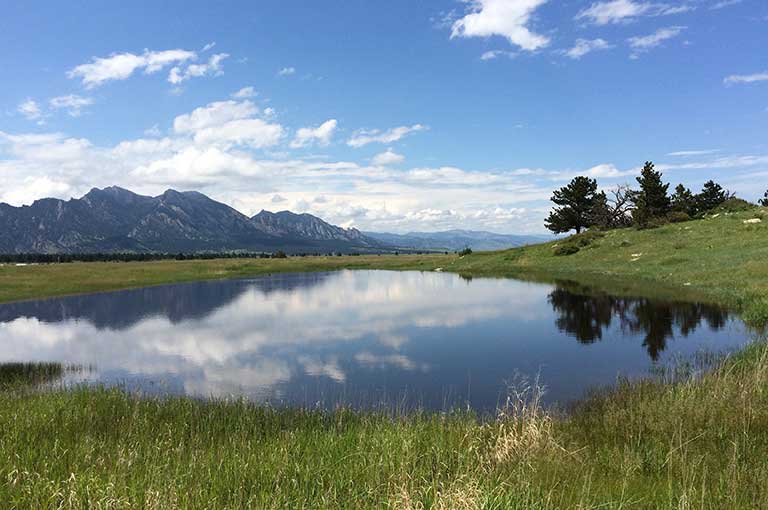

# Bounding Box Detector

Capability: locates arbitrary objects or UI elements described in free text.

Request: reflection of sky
[0,271,749,411]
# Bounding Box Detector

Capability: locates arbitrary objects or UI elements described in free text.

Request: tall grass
[2,343,768,508]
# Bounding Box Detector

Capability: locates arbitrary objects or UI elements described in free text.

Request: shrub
[554,244,580,256]
[636,216,669,230]
[552,230,604,256]
[458,247,473,256]
[667,211,691,223]
[716,198,756,213]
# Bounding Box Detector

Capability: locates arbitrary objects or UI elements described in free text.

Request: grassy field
[1,207,767,508]
[1,344,768,509]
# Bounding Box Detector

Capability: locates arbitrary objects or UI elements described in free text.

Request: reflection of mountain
[0,272,331,330]
[548,283,730,360]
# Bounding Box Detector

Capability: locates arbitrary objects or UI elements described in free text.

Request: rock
[743,218,762,224]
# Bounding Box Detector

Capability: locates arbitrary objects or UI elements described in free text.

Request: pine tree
[671,184,697,216]
[759,190,768,207]
[633,161,670,225]
[545,176,598,234]
[695,180,727,212]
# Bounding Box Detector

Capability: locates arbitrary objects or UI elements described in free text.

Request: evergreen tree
[633,161,670,225]
[695,180,727,212]
[671,184,697,216]
[588,191,612,229]
[545,176,598,234]
[759,190,768,207]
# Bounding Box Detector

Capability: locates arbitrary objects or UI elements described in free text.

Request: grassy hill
[447,206,768,324]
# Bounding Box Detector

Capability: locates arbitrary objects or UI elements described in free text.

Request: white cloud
[480,50,516,60]
[627,26,685,57]
[173,100,259,133]
[724,72,768,85]
[144,124,162,137]
[451,0,550,51]
[278,67,296,76]
[710,0,742,9]
[193,119,284,149]
[347,124,427,148]
[290,119,338,148]
[372,148,405,166]
[49,94,94,117]
[17,99,43,121]
[202,41,216,52]
[576,0,691,25]
[667,149,720,157]
[168,53,229,84]
[232,86,257,98]
[562,38,613,59]
[68,49,196,88]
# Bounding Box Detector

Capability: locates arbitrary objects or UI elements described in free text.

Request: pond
[0,270,749,411]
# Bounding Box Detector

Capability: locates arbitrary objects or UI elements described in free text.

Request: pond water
[0,270,749,411]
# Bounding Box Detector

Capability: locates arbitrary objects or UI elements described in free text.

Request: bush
[271,250,288,259]
[667,211,691,223]
[636,216,669,230]
[552,230,604,256]
[554,244,580,256]
[458,247,473,256]
[716,198,756,213]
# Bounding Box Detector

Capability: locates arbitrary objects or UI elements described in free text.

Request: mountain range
[0,187,545,254]
[364,230,549,252]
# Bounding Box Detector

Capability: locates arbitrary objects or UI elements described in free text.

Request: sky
[1,0,766,234]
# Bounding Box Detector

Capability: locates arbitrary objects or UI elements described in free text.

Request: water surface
[0,270,748,411]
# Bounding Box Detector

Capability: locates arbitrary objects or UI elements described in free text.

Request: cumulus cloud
[723,72,768,85]
[168,53,229,84]
[278,67,296,76]
[49,94,94,117]
[347,124,427,148]
[562,38,613,59]
[576,0,691,25]
[5,92,766,234]
[232,86,257,98]
[372,148,405,166]
[173,100,259,133]
[68,49,197,88]
[290,119,338,148]
[451,0,550,51]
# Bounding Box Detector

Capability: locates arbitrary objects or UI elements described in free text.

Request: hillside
[446,206,768,322]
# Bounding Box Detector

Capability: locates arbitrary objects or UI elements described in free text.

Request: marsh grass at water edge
[2,341,768,508]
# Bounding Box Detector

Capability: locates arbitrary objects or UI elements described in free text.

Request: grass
[1,343,768,508]
[1,208,767,508]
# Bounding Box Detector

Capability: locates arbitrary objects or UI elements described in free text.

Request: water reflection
[549,282,730,360]
[0,271,746,410]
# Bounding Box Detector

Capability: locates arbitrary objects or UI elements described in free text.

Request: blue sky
[1,0,766,234]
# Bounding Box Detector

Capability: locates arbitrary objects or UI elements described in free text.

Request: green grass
[1,344,768,509]
[1,208,768,508]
